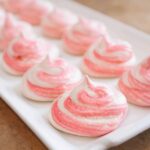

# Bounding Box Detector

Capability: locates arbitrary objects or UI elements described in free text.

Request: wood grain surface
[0,0,150,150]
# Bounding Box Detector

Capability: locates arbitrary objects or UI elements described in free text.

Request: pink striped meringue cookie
[3,0,33,13]
[63,18,107,55]
[41,8,78,39]
[82,37,136,77]
[2,34,54,75]
[49,76,128,137]
[119,57,150,107]
[0,14,33,52]
[19,0,53,25]
[22,55,82,101]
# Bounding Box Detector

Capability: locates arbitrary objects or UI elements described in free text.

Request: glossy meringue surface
[50,76,128,137]
[63,18,107,55]
[42,8,78,38]
[82,37,136,77]
[19,0,53,25]
[22,55,82,101]
[2,35,48,75]
[0,14,33,51]
[119,57,150,106]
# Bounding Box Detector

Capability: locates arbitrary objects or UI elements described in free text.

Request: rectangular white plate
[0,0,150,150]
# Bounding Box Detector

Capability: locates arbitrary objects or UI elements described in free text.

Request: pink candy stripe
[128,72,150,91]
[27,80,76,98]
[63,34,90,54]
[93,49,132,63]
[37,68,73,84]
[42,24,64,37]
[64,97,127,117]
[84,58,127,76]
[71,30,99,44]
[77,90,112,106]
[27,80,66,98]
[119,78,150,106]
[3,51,30,73]
[52,101,119,136]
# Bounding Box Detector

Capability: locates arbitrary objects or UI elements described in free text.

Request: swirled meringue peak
[0,14,34,51]
[3,0,33,13]
[49,76,128,137]
[22,55,82,101]
[82,37,136,77]
[119,56,150,106]
[19,0,53,25]
[63,17,107,55]
[2,34,51,75]
[41,8,78,38]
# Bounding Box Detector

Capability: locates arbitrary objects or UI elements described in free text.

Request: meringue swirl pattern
[3,0,33,13]
[119,57,150,106]
[19,0,53,25]
[82,37,136,77]
[49,76,128,137]
[0,14,33,51]
[22,55,82,101]
[41,8,78,38]
[63,18,107,55]
[2,34,48,75]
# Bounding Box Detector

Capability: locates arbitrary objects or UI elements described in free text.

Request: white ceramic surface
[0,0,150,150]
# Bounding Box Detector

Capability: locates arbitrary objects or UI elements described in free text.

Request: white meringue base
[2,57,22,75]
[49,103,82,136]
[22,79,54,102]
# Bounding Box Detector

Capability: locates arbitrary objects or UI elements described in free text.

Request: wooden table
[0,0,150,149]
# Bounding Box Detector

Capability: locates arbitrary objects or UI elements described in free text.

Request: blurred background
[77,0,150,34]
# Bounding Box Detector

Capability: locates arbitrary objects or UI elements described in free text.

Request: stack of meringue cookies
[0,0,149,137]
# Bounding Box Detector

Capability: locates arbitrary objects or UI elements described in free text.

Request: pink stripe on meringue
[4,0,32,13]
[77,89,112,106]
[41,8,77,38]
[52,100,120,137]
[3,50,30,73]
[22,56,82,101]
[63,18,107,55]
[119,79,149,106]
[140,57,150,82]
[119,72,150,106]
[27,80,68,98]
[37,66,74,84]
[64,97,127,117]
[50,76,128,137]
[119,57,150,106]
[93,47,133,63]
[82,37,136,77]
[83,58,128,76]
[63,33,90,55]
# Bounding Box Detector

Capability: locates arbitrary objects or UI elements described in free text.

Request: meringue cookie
[49,76,128,137]
[2,34,50,75]
[19,0,53,25]
[82,37,136,77]
[63,18,107,55]
[119,57,150,106]
[22,55,82,101]
[3,0,32,13]
[41,8,78,38]
[0,14,34,51]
